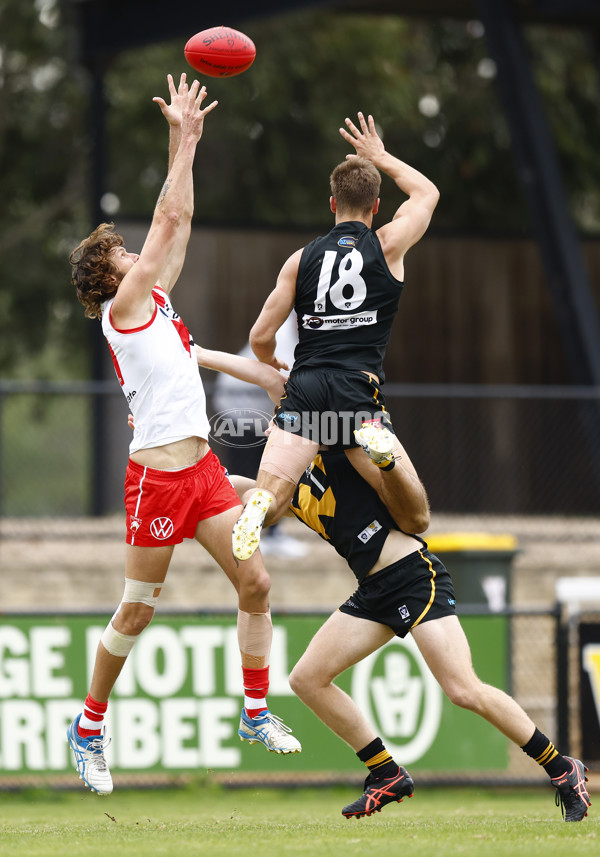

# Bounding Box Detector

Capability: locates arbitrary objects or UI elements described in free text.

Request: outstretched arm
[340,112,439,278]
[249,249,301,369]
[195,345,285,404]
[152,73,196,294]
[127,345,285,429]
[111,79,218,325]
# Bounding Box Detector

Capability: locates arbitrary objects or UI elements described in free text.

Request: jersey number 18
[314,249,367,313]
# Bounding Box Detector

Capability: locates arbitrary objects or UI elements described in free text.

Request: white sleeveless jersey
[102,287,210,454]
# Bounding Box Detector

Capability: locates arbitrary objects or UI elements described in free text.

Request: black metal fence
[1,380,599,518]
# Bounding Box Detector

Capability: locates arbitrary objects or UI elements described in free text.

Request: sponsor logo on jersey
[277,412,298,425]
[150,517,175,540]
[305,316,324,329]
[337,236,357,248]
[302,311,378,330]
[357,520,382,543]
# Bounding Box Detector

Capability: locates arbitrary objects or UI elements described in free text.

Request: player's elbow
[249,324,271,355]
[415,182,439,215]
[397,506,430,535]
[413,508,431,534]
[249,327,259,352]
[426,182,440,209]
[154,207,182,238]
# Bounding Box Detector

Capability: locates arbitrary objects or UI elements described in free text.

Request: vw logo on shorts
[150,517,174,540]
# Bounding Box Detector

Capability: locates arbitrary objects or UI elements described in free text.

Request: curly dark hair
[70,223,125,319]
[330,157,381,217]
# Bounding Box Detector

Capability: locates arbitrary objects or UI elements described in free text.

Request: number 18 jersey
[293,221,403,382]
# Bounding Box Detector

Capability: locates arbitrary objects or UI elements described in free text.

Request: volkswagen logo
[150,517,175,540]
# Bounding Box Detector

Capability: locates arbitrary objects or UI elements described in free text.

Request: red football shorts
[124,449,240,546]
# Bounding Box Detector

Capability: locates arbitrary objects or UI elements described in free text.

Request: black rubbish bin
[426,533,519,611]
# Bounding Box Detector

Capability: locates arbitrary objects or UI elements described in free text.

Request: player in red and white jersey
[67,74,300,797]
[102,285,210,459]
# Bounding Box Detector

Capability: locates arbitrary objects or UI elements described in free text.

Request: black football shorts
[338,549,457,637]
[273,367,393,450]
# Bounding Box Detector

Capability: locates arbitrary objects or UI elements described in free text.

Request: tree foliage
[0,0,89,377]
[1,3,600,377]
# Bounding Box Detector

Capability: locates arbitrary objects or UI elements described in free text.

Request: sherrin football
[184,26,256,78]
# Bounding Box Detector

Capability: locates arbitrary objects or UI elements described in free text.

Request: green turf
[0,784,596,857]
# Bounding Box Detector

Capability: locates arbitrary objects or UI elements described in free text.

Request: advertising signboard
[0,613,508,777]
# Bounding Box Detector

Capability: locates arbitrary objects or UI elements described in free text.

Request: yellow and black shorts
[338,549,456,637]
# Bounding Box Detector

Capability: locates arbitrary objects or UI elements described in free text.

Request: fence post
[555,603,570,755]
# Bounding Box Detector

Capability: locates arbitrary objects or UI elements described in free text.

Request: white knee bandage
[101,579,163,657]
[121,578,163,608]
[100,622,138,657]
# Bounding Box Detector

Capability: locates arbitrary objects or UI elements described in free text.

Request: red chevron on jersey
[153,289,192,354]
[172,317,192,355]
[108,342,124,386]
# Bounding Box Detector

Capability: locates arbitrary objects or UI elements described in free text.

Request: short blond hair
[330,157,381,216]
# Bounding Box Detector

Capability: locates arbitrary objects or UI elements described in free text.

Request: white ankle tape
[100,622,138,657]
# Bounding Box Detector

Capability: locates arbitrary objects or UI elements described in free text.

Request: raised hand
[339,112,386,163]
[180,79,218,142]
[153,72,189,127]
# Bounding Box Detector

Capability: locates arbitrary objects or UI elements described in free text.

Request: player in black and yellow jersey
[196,346,591,823]
[284,429,590,821]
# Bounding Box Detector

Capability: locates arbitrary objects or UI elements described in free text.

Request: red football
[184,26,256,78]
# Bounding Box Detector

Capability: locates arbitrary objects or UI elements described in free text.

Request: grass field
[0,783,597,857]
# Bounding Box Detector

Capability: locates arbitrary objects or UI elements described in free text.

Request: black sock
[521,727,570,779]
[357,737,399,780]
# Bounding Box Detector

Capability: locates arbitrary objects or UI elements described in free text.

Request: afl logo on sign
[150,517,174,540]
